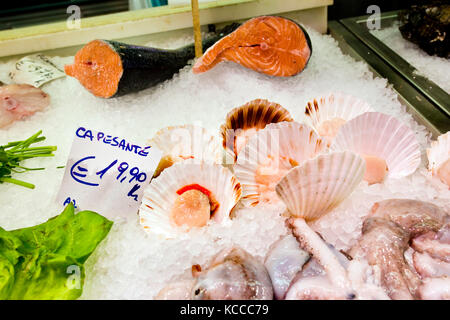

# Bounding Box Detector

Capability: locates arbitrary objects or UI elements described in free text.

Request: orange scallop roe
[363,154,388,185]
[317,118,346,143]
[255,156,297,201]
[436,158,450,187]
[170,189,211,228]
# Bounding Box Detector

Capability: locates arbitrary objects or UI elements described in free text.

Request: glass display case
[329,10,449,136]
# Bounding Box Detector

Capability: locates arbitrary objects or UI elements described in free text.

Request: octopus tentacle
[349,199,448,300]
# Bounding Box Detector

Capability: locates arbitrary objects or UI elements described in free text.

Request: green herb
[0,204,113,300]
[0,130,57,189]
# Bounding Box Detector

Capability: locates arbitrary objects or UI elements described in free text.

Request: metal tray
[329,10,449,137]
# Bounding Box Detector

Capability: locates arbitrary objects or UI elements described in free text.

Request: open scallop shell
[275,151,365,221]
[234,121,326,207]
[149,125,223,176]
[427,131,450,187]
[221,99,293,163]
[139,162,242,239]
[331,112,421,180]
[304,93,373,145]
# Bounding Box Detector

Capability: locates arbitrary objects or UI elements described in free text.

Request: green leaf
[0,227,22,264]
[0,204,113,300]
[11,203,75,255]
[8,251,84,300]
[0,227,22,299]
[11,204,113,263]
[61,210,113,263]
[0,255,15,299]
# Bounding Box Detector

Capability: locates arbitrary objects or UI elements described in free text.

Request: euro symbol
[70,156,99,186]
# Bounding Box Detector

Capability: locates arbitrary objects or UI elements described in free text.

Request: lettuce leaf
[7,251,84,300]
[0,204,112,300]
[0,227,22,299]
[0,255,15,299]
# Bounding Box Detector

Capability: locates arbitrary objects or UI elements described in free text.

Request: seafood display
[304,92,373,146]
[276,152,365,297]
[156,247,273,300]
[64,23,240,98]
[331,112,421,184]
[149,125,223,177]
[264,235,310,299]
[349,199,448,300]
[220,99,293,162]
[191,247,273,300]
[142,97,449,300]
[139,162,242,238]
[0,12,449,301]
[283,244,353,300]
[234,121,325,206]
[193,16,312,76]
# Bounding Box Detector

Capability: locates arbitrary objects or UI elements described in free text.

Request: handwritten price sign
[56,127,162,220]
[9,54,65,87]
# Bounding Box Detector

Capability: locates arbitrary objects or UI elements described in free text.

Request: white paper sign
[56,126,162,220]
[9,54,65,87]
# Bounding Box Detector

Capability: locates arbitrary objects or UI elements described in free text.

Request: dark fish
[64,23,241,98]
[399,1,450,58]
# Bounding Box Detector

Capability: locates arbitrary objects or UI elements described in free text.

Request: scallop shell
[275,151,365,221]
[304,93,373,145]
[149,125,223,176]
[221,99,293,163]
[139,162,242,238]
[331,112,421,179]
[234,121,326,207]
[427,131,450,186]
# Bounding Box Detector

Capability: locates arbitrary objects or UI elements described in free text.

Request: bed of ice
[371,22,450,93]
[0,23,449,299]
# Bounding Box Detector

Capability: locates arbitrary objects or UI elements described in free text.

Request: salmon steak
[193,16,312,77]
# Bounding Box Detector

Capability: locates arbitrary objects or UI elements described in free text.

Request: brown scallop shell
[220,99,293,162]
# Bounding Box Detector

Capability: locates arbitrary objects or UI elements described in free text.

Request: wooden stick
[191,0,203,57]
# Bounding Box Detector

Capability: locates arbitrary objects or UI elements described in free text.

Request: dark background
[0,0,416,30]
[328,0,415,19]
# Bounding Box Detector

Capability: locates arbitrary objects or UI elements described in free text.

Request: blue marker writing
[128,184,141,201]
[75,127,153,157]
[70,156,99,186]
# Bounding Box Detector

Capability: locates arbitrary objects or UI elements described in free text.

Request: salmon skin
[64,23,240,98]
[193,16,312,77]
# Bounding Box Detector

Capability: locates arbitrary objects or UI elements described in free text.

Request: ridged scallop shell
[427,131,450,186]
[275,151,365,221]
[149,125,223,176]
[221,99,293,163]
[234,121,326,207]
[331,112,421,179]
[139,162,242,239]
[304,93,373,145]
